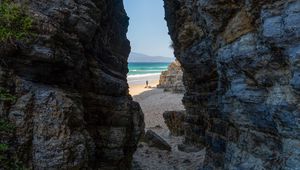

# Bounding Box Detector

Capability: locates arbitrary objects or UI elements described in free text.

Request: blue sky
[123,0,174,58]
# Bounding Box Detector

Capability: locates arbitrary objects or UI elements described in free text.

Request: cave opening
[2,0,299,169]
[123,0,205,169]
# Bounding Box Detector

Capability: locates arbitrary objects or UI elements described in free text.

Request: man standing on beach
[145,80,148,88]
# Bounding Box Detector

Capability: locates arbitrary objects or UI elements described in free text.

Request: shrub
[0,0,33,42]
[0,118,25,169]
[0,118,15,132]
[0,89,23,169]
[0,87,16,102]
[0,143,8,152]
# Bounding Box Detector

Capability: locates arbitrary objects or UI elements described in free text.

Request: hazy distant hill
[128,52,174,63]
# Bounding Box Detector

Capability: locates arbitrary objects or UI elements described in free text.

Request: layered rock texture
[158,60,185,93]
[0,0,144,169]
[163,110,186,136]
[164,0,300,169]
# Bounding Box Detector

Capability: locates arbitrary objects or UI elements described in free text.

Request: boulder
[163,111,186,136]
[145,130,171,151]
[157,60,185,93]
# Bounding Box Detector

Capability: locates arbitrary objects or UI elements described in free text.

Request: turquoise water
[128,62,170,78]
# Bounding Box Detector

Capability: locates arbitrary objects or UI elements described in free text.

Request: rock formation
[144,130,172,151]
[158,60,185,93]
[164,0,300,169]
[0,0,144,169]
[163,110,186,136]
[1,0,300,169]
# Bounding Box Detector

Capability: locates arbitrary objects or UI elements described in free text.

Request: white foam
[130,70,164,72]
[127,73,161,78]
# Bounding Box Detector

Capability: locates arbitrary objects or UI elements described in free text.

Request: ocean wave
[129,67,168,70]
[130,69,164,72]
[127,73,161,78]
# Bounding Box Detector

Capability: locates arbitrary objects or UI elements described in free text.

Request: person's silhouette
[145,80,149,88]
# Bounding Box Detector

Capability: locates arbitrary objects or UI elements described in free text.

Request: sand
[129,80,159,96]
[128,74,161,96]
[128,74,184,129]
[129,77,205,170]
[133,88,184,129]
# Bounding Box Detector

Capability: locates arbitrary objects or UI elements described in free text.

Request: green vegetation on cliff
[0,0,33,42]
[0,90,23,168]
[0,118,24,169]
[0,1,31,168]
[0,88,16,102]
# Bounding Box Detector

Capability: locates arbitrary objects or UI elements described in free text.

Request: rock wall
[164,0,300,169]
[0,0,144,169]
[157,60,185,93]
[163,110,186,136]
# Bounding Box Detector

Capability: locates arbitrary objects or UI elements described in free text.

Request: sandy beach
[128,74,184,129]
[128,75,205,170]
[128,74,161,96]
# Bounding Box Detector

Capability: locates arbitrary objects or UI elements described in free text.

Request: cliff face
[0,0,144,169]
[158,60,185,93]
[164,0,300,169]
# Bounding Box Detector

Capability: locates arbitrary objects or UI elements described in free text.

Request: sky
[123,0,174,58]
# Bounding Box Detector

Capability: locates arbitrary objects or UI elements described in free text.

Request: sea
[127,62,170,84]
[128,62,170,77]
